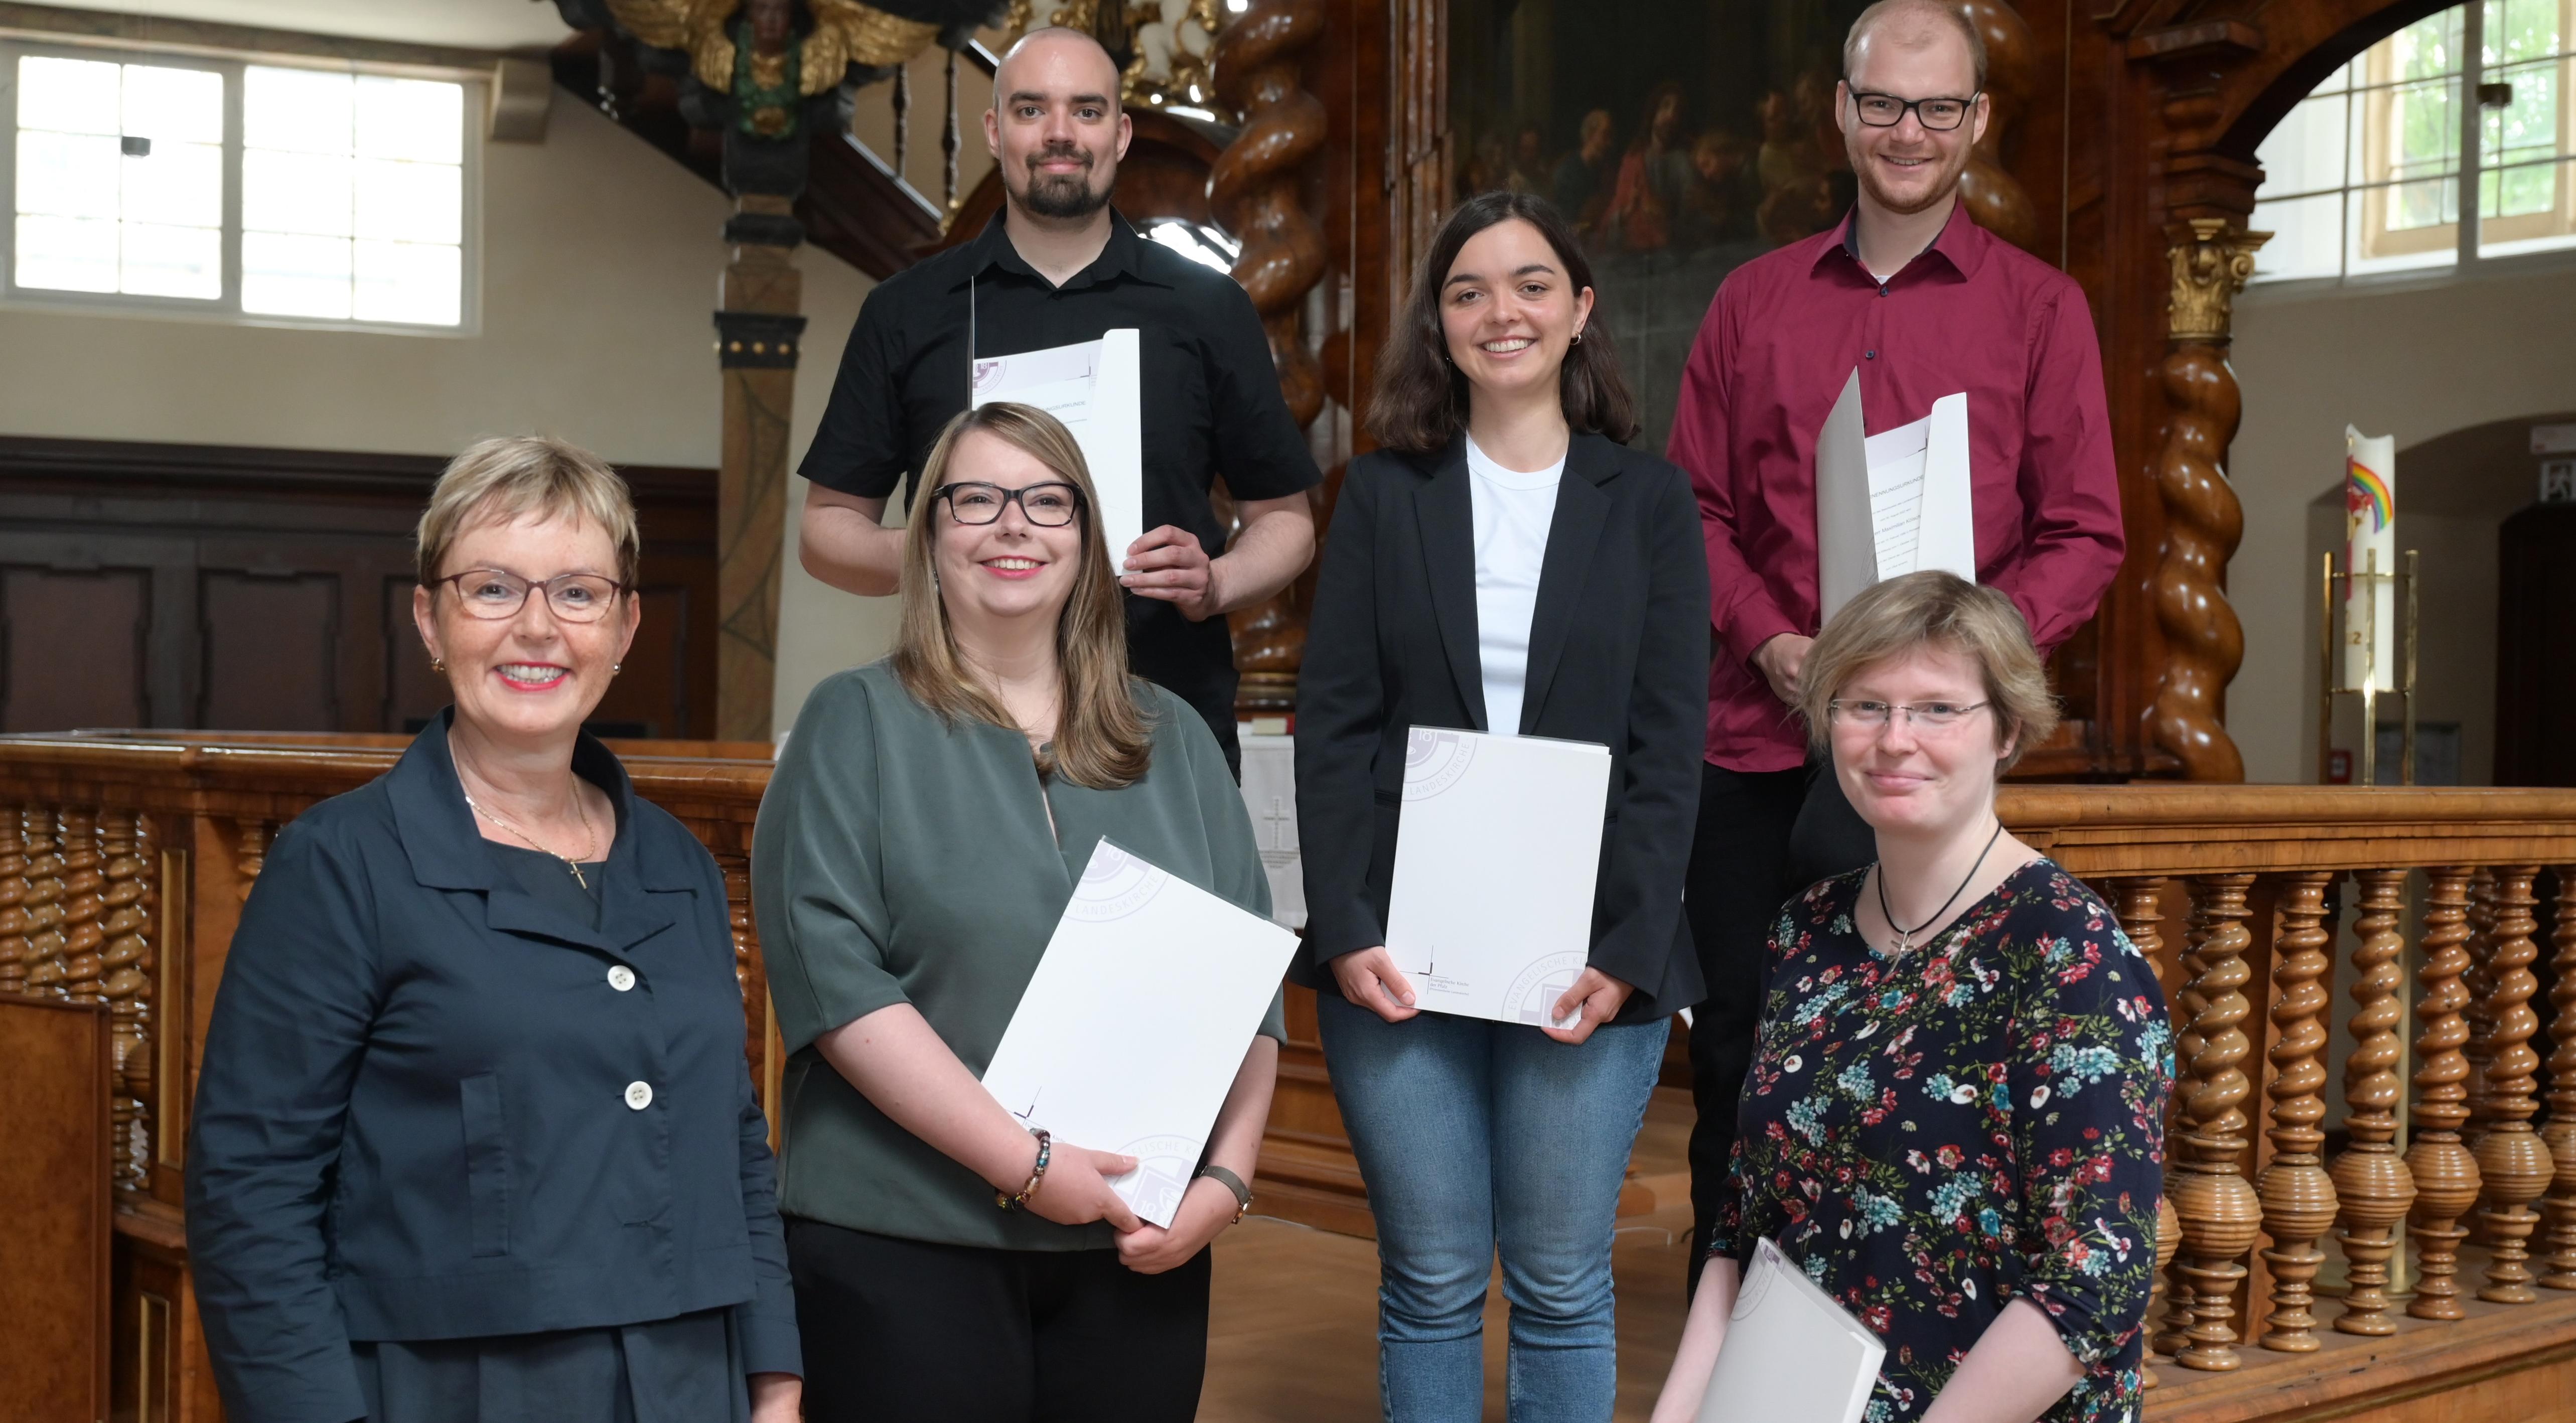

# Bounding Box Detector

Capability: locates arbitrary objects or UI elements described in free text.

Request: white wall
[2224,260,2576,783]
[0,95,900,736]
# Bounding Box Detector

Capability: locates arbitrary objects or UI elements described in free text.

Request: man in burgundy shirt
[1664,0,2124,1279]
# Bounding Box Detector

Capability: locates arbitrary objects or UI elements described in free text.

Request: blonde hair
[893,403,1153,790]
[416,436,641,591]
[1799,571,2058,771]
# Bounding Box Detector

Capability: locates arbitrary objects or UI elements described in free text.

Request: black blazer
[1293,431,1712,1019]
[185,715,797,1423]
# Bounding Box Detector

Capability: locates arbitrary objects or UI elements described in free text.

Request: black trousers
[1681,758,1876,1290]
[786,1217,1213,1423]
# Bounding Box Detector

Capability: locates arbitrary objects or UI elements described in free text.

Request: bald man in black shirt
[796,27,1319,772]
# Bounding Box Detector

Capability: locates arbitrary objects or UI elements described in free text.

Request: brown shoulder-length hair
[1366,191,1638,455]
[892,403,1153,789]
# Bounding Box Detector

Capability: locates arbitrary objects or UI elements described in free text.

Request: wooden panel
[197,572,341,731]
[2,567,150,733]
[0,996,111,1423]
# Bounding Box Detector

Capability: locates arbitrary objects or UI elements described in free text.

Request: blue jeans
[1318,992,1668,1423]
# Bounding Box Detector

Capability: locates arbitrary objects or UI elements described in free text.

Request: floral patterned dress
[1706,859,2172,1423]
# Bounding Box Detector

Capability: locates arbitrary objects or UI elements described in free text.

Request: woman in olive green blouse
[753,402,1284,1423]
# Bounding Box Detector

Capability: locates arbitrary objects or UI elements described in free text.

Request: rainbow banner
[2343,427,2397,692]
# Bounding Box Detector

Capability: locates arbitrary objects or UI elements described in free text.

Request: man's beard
[1018,151,1111,219]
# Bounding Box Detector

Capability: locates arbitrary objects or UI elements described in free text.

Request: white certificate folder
[1695,1237,1886,1423]
[1815,367,1976,625]
[970,331,1146,571]
[980,838,1299,1227]
[1383,728,1612,1026]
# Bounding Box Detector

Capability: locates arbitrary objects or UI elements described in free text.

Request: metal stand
[2317,548,2420,785]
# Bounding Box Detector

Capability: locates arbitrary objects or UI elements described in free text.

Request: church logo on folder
[1508,952,1587,1027]
[1066,842,1168,922]
[1403,727,1478,801]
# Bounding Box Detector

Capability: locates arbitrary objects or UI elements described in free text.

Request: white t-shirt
[1465,434,1565,736]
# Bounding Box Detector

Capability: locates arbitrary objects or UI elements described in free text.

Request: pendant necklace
[1877,820,2006,954]
[459,770,599,890]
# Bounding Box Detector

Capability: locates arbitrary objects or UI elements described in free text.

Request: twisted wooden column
[2545,868,2576,1288]
[2331,869,2415,1333]
[2257,872,2337,1350]
[99,809,153,1189]
[2171,874,2260,1370]
[2408,867,2484,1319]
[22,808,69,996]
[2475,867,2552,1303]
[1209,0,1326,713]
[1953,0,2039,251]
[0,807,25,995]
[2148,219,2266,782]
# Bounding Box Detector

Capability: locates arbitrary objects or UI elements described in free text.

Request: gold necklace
[458,773,599,889]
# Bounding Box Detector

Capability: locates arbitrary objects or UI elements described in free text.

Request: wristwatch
[1196,1164,1254,1223]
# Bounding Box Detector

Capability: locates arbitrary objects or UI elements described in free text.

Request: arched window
[2252,0,2575,283]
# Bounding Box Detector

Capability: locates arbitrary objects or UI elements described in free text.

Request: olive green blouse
[753,661,1286,1251]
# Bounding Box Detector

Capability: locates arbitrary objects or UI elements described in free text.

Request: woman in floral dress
[1651,571,2171,1423]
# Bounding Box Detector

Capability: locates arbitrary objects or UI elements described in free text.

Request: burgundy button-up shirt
[1667,203,2124,773]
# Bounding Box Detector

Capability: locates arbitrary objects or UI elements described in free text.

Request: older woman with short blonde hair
[754,402,1283,1423]
[189,436,801,1423]
[1653,571,2171,1423]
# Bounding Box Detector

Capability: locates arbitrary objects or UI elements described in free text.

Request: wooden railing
[6,735,2576,1422]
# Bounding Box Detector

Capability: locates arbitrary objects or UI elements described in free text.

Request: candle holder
[2317,548,2420,786]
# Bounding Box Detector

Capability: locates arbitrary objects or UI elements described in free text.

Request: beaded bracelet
[996,1128,1053,1211]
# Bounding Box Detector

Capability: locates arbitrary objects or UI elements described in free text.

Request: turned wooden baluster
[58,807,103,1003]
[2257,872,2338,1349]
[2113,875,2196,1361]
[235,819,272,901]
[2544,867,2576,1289]
[98,809,153,1188]
[2475,867,2552,1303]
[2146,1194,2180,1389]
[0,807,26,994]
[21,808,68,996]
[2331,868,2416,1333]
[2408,867,2484,1319]
[2465,868,2500,1151]
[2171,874,2261,1370]
[718,853,766,1079]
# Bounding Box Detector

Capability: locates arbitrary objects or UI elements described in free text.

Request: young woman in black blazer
[1293,192,1709,1421]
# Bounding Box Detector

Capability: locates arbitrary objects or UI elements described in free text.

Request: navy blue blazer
[186,715,798,1423]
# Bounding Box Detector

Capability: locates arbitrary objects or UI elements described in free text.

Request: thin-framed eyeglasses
[1846,89,1980,130]
[432,569,626,623]
[1828,698,1992,732]
[934,481,1085,528]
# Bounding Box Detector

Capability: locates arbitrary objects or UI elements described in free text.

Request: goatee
[1022,169,1110,219]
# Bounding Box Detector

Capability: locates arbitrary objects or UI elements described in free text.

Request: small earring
[430,655,446,673]
[611,662,622,675]
[1571,330,1585,346]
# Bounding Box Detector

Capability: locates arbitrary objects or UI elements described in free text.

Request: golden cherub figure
[606,0,943,128]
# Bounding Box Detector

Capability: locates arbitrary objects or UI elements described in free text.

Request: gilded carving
[2165,217,2268,344]
[604,0,943,98]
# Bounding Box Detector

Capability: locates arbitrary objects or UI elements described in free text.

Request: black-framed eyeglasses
[934,481,1086,528]
[431,569,627,622]
[1847,89,1980,130]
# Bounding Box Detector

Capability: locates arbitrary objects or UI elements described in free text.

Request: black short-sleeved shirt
[798,208,1321,768]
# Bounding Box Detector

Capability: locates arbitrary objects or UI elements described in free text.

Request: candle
[2343,426,2397,693]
